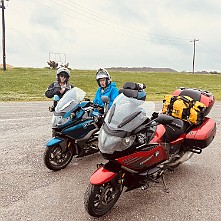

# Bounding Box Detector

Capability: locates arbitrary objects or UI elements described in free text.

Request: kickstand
[161,174,169,193]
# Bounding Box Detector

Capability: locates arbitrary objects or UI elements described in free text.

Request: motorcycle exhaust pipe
[168,151,194,167]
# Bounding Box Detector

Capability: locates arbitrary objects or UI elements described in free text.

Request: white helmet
[96,68,111,87]
[56,67,70,81]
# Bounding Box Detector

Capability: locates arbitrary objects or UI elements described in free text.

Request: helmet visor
[96,70,109,80]
[59,72,69,79]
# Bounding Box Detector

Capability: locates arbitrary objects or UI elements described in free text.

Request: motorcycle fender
[46,137,66,147]
[90,167,118,185]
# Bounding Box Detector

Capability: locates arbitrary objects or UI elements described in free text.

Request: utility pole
[1,0,7,71]
[190,39,199,74]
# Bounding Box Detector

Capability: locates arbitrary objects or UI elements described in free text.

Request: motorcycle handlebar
[91,103,104,109]
[84,114,104,122]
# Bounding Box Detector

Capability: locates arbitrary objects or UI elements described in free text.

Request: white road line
[0,116,50,122]
[2,112,50,115]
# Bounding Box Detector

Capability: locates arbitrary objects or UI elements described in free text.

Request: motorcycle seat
[119,88,138,99]
[119,82,146,101]
[162,118,191,142]
[180,89,201,101]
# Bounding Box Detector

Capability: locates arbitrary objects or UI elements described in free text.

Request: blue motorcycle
[44,87,103,171]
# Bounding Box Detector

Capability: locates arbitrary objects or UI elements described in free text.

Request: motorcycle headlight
[51,115,70,128]
[122,136,135,147]
[98,129,136,154]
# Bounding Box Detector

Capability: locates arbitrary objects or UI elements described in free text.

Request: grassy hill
[0,68,220,101]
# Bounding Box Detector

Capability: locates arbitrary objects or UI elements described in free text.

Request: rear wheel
[84,182,122,217]
[44,144,74,171]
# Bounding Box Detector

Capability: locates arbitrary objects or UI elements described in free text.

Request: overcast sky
[4,0,221,71]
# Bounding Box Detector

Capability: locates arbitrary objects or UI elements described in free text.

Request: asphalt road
[0,101,221,221]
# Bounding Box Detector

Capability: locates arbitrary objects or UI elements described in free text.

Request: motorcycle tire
[84,182,122,217]
[44,144,74,171]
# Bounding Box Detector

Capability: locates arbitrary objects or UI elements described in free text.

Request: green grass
[0,68,221,101]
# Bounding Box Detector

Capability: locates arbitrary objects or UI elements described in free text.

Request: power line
[33,0,191,46]
[198,42,220,56]
[63,0,191,41]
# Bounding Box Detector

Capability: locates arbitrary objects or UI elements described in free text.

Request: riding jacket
[45,81,74,99]
[93,82,119,108]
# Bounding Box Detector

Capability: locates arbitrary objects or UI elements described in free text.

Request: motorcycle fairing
[46,137,66,147]
[63,102,89,119]
[98,94,155,154]
[62,120,98,139]
[151,125,166,143]
[79,101,91,108]
[90,167,117,185]
[75,108,85,119]
[55,87,86,113]
[104,93,155,133]
[116,145,168,171]
[52,88,87,128]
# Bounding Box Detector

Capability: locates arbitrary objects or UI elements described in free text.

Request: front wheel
[84,182,122,217]
[44,143,74,171]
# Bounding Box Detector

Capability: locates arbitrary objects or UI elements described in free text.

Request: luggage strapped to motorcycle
[162,95,207,125]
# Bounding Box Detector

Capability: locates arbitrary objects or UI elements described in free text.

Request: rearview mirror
[101,96,110,104]
[101,96,110,116]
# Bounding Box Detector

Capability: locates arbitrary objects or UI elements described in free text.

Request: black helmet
[56,67,70,81]
[96,68,111,87]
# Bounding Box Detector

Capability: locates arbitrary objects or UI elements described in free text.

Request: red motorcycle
[84,83,216,217]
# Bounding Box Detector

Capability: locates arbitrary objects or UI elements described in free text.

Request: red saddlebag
[185,117,216,149]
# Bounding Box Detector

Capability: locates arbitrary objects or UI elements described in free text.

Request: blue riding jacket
[93,82,119,108]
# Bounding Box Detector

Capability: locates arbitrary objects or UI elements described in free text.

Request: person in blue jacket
[93,68,119,111]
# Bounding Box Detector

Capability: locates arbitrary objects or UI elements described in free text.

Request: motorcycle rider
[93,68,119,112]
[45,67,74,111]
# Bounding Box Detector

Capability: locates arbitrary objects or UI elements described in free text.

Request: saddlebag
[172,88,215,116]
[162,95,207,125]
[185,117,216,149]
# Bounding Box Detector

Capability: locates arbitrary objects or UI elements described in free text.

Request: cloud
[31,7,63,30]
[3,0,221,71]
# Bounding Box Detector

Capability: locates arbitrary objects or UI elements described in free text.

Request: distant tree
[210,71,219,74]
[59,63,69,68]
[47,60,58,69]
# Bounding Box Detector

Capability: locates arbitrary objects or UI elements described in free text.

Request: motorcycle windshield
[104,93,155,133]
[55,87,86,113]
